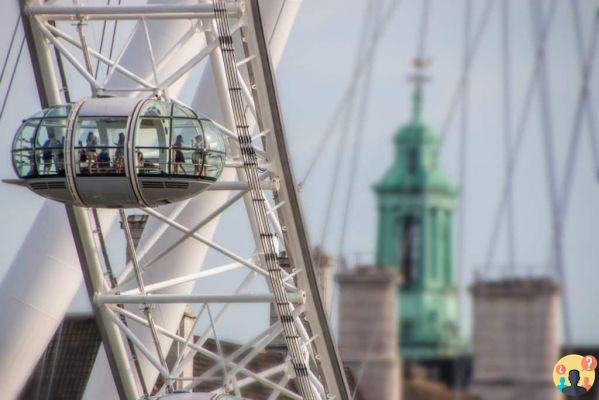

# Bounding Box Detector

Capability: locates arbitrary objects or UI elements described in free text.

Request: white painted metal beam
[27,3,242,20]
[96,292,304,305]
[117,261,245,295]
[140,207,271,278]
[112,306,301,399]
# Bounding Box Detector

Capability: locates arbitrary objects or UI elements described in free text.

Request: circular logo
[553,354,597,397]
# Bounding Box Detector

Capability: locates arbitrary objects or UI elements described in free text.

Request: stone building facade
[337,266,401,400]
[470,278,561,400]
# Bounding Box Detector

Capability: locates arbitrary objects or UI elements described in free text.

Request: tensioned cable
[481,0,559,277]
[46,21,72,103]
[0,36,25,122]
[33,349,49,400]
[268,0,287,46]
[213,2,325,397]
[317,0,399,254]
[530,0,572,345]
[337,0,403,257]
[550,6,599,348]
[61,17,151,392]
[351,319,381,400]
[44,321,65,400]
[94,0,111,79]
[437,0,496,154]
[119,209,171,387]
[206,304,233,392]
[530,0,560,251]
[299,5,377,189]
[560,6,599,218]
[570,0,599,177]
[529,0,599,348]
[415,0,431,60]
[348,2,430,397]
[0,18,21,87]
[316,0,376,248]
[96,213,149,395]
[314,2,385,364]
[456,0,472,296]
[453,1,472,397]
[298,92,349,190]
[336,1,386,259]
[298,1,399,187]
[105,0,123,78]
[344,2,427,397]
[500,0,516,275]
[489,1,521,395]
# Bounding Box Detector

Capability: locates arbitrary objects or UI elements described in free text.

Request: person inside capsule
[172,134,187,174]
[38,120,65,176]
[192,131,204,175]
[85,131,98,174]
[75,117,128,176]
[115,132,125,173]
[41,131,60,174]
[26,134,37,177]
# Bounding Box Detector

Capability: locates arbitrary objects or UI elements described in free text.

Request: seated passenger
[85,131,98,174]
[135,150,159,173]
[192,133,204,175]
[98,149,111,171]
[136,150,145,172]
[172,134,187,174]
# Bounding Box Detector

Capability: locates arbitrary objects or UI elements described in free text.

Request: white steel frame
[21,1,350,399]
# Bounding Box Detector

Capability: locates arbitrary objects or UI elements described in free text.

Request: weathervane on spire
[408,57,431,122]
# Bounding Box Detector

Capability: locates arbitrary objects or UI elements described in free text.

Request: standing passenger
[54,135,65,175]
[115,132,125,173]
[42,131,60,174]
[192,133,204,175]
[27,134,37,176]
[172,134,187,174]
[85,131,98,174]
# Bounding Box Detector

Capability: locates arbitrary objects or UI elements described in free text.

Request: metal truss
[21,0,350,399]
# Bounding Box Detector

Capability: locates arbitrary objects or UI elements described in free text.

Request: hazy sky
[0,0,598,345]
[279,0,599,344]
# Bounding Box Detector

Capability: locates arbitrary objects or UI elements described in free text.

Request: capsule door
[73,115,137,207]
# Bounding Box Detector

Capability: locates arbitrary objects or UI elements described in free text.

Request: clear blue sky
[0,0,598,344]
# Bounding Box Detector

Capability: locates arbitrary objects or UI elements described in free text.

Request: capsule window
[37,119,66,148]
[136,118,170,175]
[74,118,127,176]
[13,120,38,151]
[30,110,46,118]
[44,105,71,118]
[36,119,66,176]
[142,100,168,117]
[12,120,40,178]
[172,103,197,119]
[201,120,226,180]
[171,118,203,176]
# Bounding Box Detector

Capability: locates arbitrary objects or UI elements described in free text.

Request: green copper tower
[374,63,461,361]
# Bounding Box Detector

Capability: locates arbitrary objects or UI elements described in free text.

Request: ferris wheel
[0,0,350,399]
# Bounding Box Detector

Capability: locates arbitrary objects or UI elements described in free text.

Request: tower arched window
[407,148,418,173]
[400,215,420,285]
